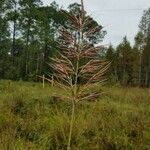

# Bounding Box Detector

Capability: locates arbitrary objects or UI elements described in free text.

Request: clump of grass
[0,80,150,149]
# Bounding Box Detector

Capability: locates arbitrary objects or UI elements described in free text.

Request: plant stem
[67,99,75,150]
[67,12,81,149]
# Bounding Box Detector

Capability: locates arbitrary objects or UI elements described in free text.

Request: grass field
[0,80,150,150]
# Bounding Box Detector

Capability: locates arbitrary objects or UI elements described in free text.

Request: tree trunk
[139,53,142,86]
[25,19,31,76]
[67,99,75,150]
[12,19,16,64]
[145,69,148,87]
[11,1,17,64]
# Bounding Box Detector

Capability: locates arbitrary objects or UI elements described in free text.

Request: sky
[42,0,150,46]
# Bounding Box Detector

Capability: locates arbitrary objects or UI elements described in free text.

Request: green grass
[0,80,150,150]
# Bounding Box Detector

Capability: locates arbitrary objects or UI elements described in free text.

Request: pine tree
[106,44,117,83]
[116,37,135,85]
[0,0,11,79]
[135,8,150,87]
[19,0,42,79]
[7,0,20,64]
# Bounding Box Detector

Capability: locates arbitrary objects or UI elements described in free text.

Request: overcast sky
[42,0,150,46]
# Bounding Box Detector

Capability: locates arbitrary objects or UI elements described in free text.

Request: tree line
[0,0,149,87]
[106,8,150,87]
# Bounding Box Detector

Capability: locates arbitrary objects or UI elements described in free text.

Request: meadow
[0,80,149,150]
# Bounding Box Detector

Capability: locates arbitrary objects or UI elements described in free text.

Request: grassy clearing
[0,80,150,150]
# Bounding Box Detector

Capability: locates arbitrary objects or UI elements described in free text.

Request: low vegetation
[0,80,149,149]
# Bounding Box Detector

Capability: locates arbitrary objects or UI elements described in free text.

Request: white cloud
[42,0,150,46]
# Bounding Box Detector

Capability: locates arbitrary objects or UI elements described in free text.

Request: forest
[0,0,150,87]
